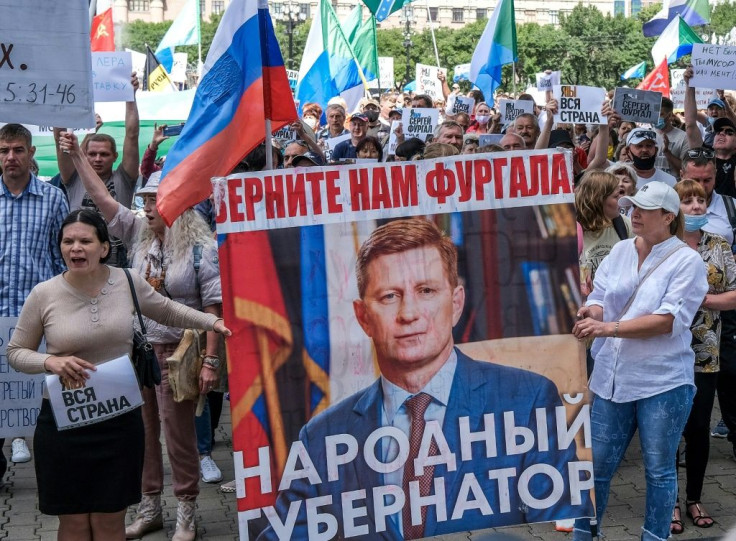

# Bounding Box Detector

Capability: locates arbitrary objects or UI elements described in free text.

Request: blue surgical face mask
[655,118,666,130]
[684,213,709,232]
[708,116,716,126]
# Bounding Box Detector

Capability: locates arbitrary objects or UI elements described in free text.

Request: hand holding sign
[44,355,97,388]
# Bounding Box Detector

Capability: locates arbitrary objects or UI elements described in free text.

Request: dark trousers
[0,439,5,479]
[681,372,718,501]
[718,311,736,448]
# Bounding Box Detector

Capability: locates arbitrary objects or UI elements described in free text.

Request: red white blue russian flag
[157,0,297,225]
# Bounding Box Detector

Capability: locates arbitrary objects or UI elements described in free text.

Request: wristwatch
[203,355,221,370]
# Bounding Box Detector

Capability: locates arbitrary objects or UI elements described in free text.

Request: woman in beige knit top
[58,131,225,541]
[7,209,230,541]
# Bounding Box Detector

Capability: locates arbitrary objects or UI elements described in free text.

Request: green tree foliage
[711,1,736,40]
[120,3,668,92]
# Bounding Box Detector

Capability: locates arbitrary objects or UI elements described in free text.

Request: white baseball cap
[619,181,679,214]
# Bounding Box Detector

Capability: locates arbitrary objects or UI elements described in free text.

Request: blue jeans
[195,398,212,456]
[573,385,694,541]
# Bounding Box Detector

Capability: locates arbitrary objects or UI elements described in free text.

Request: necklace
[144,259,166,291]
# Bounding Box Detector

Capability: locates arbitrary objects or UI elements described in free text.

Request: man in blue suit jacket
[256,218,593,540]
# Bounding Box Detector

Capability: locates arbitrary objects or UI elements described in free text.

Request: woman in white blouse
[571,181,709,541]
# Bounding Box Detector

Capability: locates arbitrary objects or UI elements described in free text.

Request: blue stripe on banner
[252,394,271,435]
[300,225,330,413]
[162,15,264,174]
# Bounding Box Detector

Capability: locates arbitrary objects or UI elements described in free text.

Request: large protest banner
[0,319,44,438]
[215,150,594,539]
[0,0,95,128]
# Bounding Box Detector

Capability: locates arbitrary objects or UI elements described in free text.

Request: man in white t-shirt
[655,97,689,178]
[627,127,677,188]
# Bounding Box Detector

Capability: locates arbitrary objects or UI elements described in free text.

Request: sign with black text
[0,0,95,127]
[612,88,662,124]
[415,64,446,100]
[401,107,439,142]
[46,355,142,431]
[552,85,607,125]
[536,71,561,91]
[690,44,736,90]
[499,99,535,125]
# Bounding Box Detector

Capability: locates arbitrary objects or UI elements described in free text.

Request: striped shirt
[0,174,68,317]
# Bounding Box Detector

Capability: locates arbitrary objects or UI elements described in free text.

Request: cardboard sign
[0,0,95,127]
[386,120,402,156]
[46,355,143,431]
[670,69,717,109]
[498,99,535,125]
[368,57,395,90]
[272,125,296,143]
[612,88,662,123]
[321,133,351,162]
[91,51,134,102]
[0,318,44,438]
[170,52,188,84]
[286,69,299,91]
[446,95,475,116]
[552,85,607,125]
[415,63,446,100]
[690,44,736,90]
[537,71,561,91]
[401,107,439,142]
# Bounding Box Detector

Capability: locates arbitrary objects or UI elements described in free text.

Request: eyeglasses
[717,129,736,136]
[686,148,715,159]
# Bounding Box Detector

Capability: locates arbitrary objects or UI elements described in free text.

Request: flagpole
[512,61,517,96]
[265,118,274,170]
[424,0,441,68]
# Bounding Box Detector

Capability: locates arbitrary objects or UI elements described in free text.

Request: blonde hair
[575,171,620,232]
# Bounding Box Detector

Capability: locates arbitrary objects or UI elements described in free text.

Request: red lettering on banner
[492,157,509,199]
[455,161,474,202]
[264,175,286,219]
[530,155,551,195]
[390,165,418,208]
[349,169,370,211]
[551,154,573,194]
[285,173,308,217]
[371,168,393,209]
[324,170,343,213]
[473,159,492,200]
[227,178,245,222]
[509,157,529,197]
[305,172,324,214]
[426,162,456,204]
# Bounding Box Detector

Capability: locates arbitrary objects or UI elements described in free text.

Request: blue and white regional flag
[621,62,646,80]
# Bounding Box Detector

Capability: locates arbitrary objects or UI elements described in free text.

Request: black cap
[714,117,736,132]
[548,129,574,149]
[292,151,325,167]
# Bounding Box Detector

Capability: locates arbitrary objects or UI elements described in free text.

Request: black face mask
[632,153,656,170]
[364,110,379,123]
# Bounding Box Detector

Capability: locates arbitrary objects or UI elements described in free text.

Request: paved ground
[1,402,735,540]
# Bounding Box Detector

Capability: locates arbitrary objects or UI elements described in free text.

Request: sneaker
[711,419,729,438]
[220,480,236,493]
[200,455,222,483]
[11,438,31,463]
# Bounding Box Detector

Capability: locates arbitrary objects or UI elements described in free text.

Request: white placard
[91,52,134,102]
[0,0,95,127]
[690,44,736,90]
[170,52,188,84]
[46,355,143,431]
[536,71,561,91]
[368,57,394,90]
[498,99,535,125]
[126,48,147,80]
[446,95,474,116]
[415,63,446,100]
[285,69,299,91]
[0,318,44,438]
[552,85,608,125]
[612,88,662,123]
[321,133,351,162]
[670,69,717,109]
[401,107,439,142]
[387,120,402,156]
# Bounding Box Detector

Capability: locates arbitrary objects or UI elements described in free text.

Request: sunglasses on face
[717,129,736,136]
[686,148,715,159]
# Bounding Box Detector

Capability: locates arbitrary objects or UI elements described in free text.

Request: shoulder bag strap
[612,215,628,241]
[123,268,148,337]
[192,244,202,293]
[615,243,686,321]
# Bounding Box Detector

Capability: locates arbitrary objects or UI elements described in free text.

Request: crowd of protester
[2,62,736,540]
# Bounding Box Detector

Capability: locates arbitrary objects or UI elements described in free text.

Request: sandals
[671,505,684,535]
[686,501,715,528]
